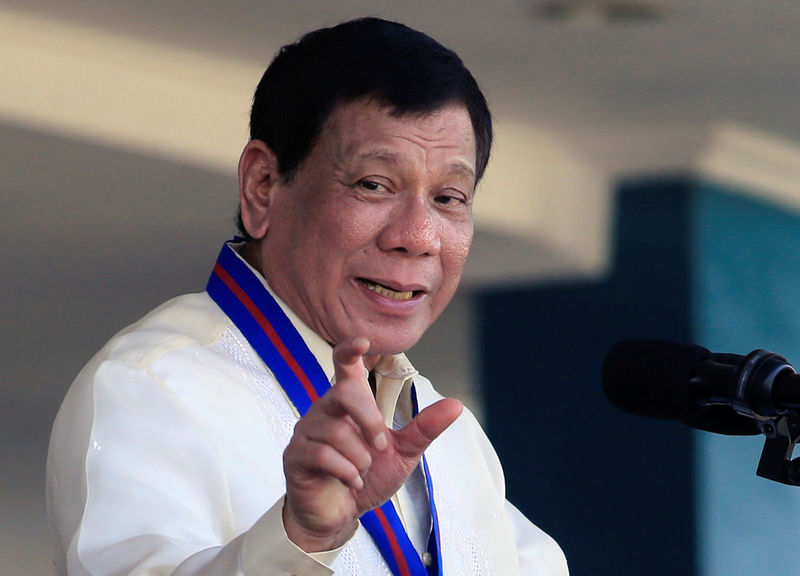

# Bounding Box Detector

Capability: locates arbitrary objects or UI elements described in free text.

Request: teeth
[361,280,414,300]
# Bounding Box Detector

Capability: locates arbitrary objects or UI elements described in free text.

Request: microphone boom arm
[729,349,800,486]
[756,415,800,485]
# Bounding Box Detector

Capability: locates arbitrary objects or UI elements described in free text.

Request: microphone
[602,338,800,435]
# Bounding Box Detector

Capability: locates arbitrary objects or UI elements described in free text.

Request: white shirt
[47,262,568,575]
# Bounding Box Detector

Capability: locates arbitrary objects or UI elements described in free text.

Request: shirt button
[422,552,433,567]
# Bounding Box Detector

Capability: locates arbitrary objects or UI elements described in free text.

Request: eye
[357,179,388,193]
[435,191,470,207]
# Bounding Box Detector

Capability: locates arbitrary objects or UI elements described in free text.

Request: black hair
[237,17,492,238]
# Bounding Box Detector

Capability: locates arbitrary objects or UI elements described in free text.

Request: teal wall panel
[694,185,800,576]
[479,177,800,575]
[479,177,699,576]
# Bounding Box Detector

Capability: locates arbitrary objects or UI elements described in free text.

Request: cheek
[442,225,473,271]
[334,206,387,248]
[303,202,367,251]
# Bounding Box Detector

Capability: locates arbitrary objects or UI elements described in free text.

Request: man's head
[237,17,492,238]
[238,18,491,358]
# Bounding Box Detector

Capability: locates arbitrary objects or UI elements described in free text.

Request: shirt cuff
[241,496,343,575]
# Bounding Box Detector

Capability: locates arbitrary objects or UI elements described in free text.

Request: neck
[363,354,381,372]
[242,241,264,275]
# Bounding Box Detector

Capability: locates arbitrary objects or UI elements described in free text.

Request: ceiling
[4,0,800,139]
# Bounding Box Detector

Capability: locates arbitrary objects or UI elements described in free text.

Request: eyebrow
[353,149,476,182]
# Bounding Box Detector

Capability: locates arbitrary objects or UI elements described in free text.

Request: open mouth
[357,278,420,301]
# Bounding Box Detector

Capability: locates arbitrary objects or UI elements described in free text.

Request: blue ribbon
[207,242,442,576]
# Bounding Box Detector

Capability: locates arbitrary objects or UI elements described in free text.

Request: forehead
[319,99,477,172]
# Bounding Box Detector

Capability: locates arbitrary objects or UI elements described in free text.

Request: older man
[47,17,568,576]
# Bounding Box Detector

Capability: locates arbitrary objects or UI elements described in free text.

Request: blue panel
[479,177,699,576]
[693,185,800,576]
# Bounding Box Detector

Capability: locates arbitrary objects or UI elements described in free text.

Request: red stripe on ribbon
[374,507,412,576]
[213,262,320,403]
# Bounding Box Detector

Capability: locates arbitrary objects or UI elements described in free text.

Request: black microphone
[602,338,800,435]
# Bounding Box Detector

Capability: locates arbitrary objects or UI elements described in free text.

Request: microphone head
[602,338,761,435]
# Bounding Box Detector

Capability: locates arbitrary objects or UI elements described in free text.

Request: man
[47,17,568,576]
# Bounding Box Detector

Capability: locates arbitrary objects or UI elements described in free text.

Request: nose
[377,196,441,257]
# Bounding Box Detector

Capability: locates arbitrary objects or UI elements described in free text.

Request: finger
[394,398,463,458]
[298,414,374,475]
[332,337,370,387]
[284,437,365,491]
[329,337,388,451]
[323,376,389,452]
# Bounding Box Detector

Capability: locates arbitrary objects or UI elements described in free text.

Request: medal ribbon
[207,242,442,576]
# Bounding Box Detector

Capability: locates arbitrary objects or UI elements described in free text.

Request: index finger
[330,337,388,451]
[332,336,371,384]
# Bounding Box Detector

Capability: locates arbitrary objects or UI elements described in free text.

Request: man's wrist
[282,497,359,553]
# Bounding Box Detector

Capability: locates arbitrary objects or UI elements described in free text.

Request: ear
[238,139,280,240]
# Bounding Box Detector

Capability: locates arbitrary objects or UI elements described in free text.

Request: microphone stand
[756,415,800,485]
[731,349,800,486]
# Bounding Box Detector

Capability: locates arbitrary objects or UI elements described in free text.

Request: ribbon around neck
[207,241,442,576]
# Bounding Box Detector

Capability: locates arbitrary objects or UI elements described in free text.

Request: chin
[364,331,425,357]
[341,313,432,356]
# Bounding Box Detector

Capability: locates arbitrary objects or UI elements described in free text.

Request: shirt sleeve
[505,500,569,576]
[47,358,339,576]
[172,498,338,576]
[241,497,341,575]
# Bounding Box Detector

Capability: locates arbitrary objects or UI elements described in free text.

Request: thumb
[394,398,463,458]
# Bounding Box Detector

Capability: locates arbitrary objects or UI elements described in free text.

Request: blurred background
[3,1,800,574]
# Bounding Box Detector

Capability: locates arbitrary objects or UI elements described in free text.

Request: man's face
[244,99,477,357]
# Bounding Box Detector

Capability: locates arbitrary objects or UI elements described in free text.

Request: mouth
[356,278,422,301]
